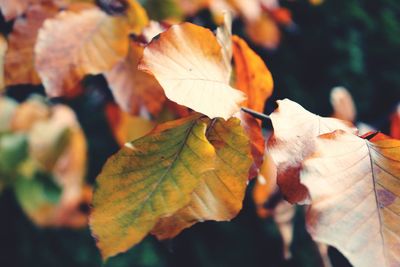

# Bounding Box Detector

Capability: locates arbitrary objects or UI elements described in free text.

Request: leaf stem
[241,107,270,122]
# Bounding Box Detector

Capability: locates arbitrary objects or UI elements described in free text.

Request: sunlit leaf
[90,113,216,259]
[151,117,252,239]
[300,131,400,267]
[139,22,246,120]
[35,4,131,97]
[268,99,357,204]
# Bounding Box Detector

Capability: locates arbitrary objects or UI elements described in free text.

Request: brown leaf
[268,99,357,204]
[245,13,281,50]
[35,3,131,97]
[105,40,166,116]
[11,96,51,132]
[0,35,6,91]
[300,131,400,267]
[5,3,58,86]
[390,104,400,139]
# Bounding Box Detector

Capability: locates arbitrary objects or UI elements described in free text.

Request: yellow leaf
[90,113,216,259]
[35,4,130,97]
[232,35,273,113]
[268,99,357,204]
[151,117,252,239]
[105,41,166,116]
[5,3,58,86]
[125,0,149,34]
[300,131,400,267]
[139,23,246,120]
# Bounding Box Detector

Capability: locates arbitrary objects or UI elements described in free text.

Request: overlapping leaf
[232,35,273,113]
[35,3,131,97]
[300,131,400,267]
[90,114,216,259]
[105,40,166,116]
[268,99,357,204]
[151,117,252,239]
[139,22,246,120]
[5,3,58,86]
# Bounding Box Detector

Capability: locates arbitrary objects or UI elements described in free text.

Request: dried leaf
[5,3,58,86]
[232,35,273,113]
[35,4,131,97]
[330,86,356,123]
[151,117,252,239]
[139,22,246,120]
[300,131,400,267]
[0,35,6,91]
[105,40,166,116]
[390,104,400,139]
[11,96,51,132]
[90,114,216,259]
[268,99,357,204]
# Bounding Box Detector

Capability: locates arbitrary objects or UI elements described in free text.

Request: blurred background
[0,0,399,266]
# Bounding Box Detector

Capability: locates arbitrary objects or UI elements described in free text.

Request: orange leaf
[245,13,281,49]
[268,99,357,204]
[232,35,273,113]
[105,40,166,116]
[5,3,58,86]
[300,131,400,267]
[391,104,400,139]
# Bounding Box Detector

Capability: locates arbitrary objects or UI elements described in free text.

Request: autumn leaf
[105,103,156,145]
[90,113,216,259]
[0,0,32,21]
[245,13,281,50]
[300,130,400,267]
[35,3,131,97]
[11,96,51,132]
[151,117,252,239]
[391,104,400,139]
[330,86,356,123]
[268,99,357,204]
[0,97,18,133]
[105,40,166,116]
[216,11,233,80]
[5,3,58,86]
[0,35,6,91]
[238,112,265,178]
[232,35,274,113]
[139,22,246,120]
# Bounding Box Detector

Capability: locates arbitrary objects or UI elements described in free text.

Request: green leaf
[90,113,217,260]
[151,117,253,239]
[0,133,28,177]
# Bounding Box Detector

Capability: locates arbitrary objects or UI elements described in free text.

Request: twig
[241,107,270,122]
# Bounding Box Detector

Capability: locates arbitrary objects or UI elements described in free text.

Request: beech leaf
[232,35,274,113]
[268,99,357,204]
[90,114,217,259]
[105,40,166,116]
[151,117,252,239]
[5,3,58,86]
[139,22,246,120]
[35,4,131,97]
[300,131,400,267]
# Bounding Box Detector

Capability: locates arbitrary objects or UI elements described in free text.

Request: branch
[241,107,270,122]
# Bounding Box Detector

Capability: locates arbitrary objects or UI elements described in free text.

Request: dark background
[1,0,399,266]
